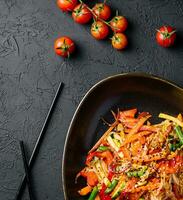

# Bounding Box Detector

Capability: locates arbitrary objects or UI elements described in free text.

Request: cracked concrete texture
[0,0,183,200]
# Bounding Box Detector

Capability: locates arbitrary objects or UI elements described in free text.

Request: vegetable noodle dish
[76,108,183,200]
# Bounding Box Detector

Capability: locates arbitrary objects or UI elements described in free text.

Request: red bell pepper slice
[99,184,112,200]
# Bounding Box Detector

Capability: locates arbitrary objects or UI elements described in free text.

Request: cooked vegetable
[175,126,183,144]
[105,179,118,194]
[88,186,98,200]
[78,185,92,196]
[111,182,126,199]
[77,109,183,199]
[98,146,109,152]
[159,113,183,127]
[127,167,147,178]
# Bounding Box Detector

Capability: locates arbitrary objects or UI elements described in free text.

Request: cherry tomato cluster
[55,0,129,57]
[54,0,177,58]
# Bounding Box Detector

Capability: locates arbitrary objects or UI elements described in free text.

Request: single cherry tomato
[54,36,75,58]
[57,0,78,12]
[156,25,176,47]
[92,3,111,21]
[111,33,128,50]
[72,3,92,24]
[91,21,109,40]
[110,16,128,33]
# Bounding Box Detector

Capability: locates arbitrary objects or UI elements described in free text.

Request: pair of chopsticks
[16,82,64,200]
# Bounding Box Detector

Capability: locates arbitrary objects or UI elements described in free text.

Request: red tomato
[54,36,75,57]
[110,16,128,33]
[91,21,109,40]
[92,3,111,21]
[156,25,176,47]
[72,3,92,24]
[57,0,78,12]
[112,33,128,50]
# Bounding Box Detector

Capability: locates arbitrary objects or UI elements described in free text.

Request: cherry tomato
[92,3,111,21]
[57,0,78,12]
[110,16,128,33]
[72,3,92,24]
[54,36,75,58]
[156,25,176,47]
[91,21,109,40]
[111,33,128,50]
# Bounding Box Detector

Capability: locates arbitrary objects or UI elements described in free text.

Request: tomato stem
[79,0,114,29]
[157,29,176,39]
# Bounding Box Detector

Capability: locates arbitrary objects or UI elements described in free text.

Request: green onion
[88,186,98,200]
[97,146,109,152]
[170,142,182,152]
[175,126,183,144]
[170,143,176,152]
[105,179,118,194]
[127,167,147,178]
[111,182,126,199]
[127,171,133,177]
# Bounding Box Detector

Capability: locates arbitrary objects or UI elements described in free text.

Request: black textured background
[0,0,183,200]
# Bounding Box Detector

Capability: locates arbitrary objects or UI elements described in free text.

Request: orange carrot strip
[89,120,118,153]
[120,146,131,160]
[139,125,159,132]
[130,181,160,193]
[132,151,167,162]
[139,136,146,145]
[78,185,92,196]
[119,108,137,118]
[128,115,151,136]
[95,195,100,200]
[121,131,151,146]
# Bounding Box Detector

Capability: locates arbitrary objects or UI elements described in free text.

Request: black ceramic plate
[62,73,183,200]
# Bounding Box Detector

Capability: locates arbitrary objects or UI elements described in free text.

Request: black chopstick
[15,82,64,200]
[19,141,34,200]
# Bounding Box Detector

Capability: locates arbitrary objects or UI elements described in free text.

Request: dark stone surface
[0,0,182,200]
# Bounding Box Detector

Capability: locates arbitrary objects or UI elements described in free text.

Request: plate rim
[62,72,183,199]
